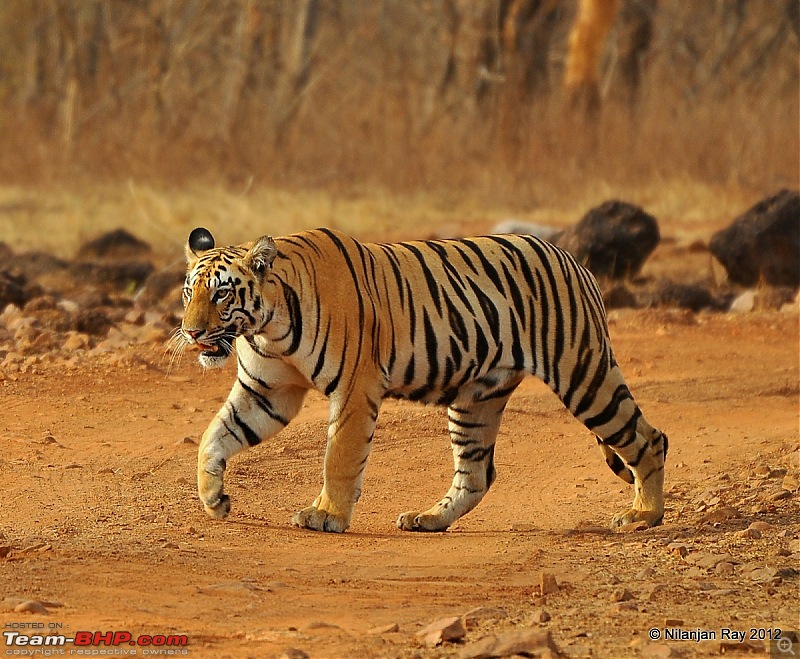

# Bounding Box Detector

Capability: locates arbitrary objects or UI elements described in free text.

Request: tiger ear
[186,227,215,265]
[245,235,278,278]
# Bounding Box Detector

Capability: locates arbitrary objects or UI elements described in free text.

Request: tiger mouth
[196,342,230,358]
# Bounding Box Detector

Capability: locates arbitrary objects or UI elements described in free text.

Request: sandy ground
[0,307,798,659]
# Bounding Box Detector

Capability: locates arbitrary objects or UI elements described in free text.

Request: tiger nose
[185,328,204,341]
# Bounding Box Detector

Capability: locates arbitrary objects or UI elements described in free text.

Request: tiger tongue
[197,342,218,353]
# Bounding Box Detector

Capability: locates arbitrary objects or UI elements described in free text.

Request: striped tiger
[177,226,667,533]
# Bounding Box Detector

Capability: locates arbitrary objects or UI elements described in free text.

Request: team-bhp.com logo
[4,630,188,655]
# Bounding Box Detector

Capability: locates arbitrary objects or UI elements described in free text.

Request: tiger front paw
[201,493,231,519]
[291,505,350,533]
[396,510,450,532]
[610,508,663,529]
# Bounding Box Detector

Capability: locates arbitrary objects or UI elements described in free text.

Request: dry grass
[0,177,765,259]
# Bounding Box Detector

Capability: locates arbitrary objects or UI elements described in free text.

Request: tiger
[177,226,667,533]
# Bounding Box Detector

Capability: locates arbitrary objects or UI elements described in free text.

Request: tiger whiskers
[165,327,189,374]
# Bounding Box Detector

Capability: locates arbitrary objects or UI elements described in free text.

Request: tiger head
[179,227,278,368]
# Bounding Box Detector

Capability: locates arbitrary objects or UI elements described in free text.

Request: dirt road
[1,309,798,658]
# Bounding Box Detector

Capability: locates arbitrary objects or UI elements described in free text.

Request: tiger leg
[597,438,634,484]
[198,379,307,518]
[291,391,380,533]
[597,411,667,528]
[397,372,522,532]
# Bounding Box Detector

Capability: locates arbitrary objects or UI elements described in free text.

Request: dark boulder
[555,200,660,279]
[69,260,155,291]
[77,229,151,260]
[0,270,29,309]
[709,189,800,288]
[75,308,114,336]
[134,263,186,308]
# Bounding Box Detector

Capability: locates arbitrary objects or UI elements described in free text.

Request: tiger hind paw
[396,511,450,532]
[202,494,231,519]
[291,505,350,533]
[610,508,663,529]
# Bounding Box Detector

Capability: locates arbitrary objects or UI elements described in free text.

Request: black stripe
[311,321,330,382]
[584,383,632,431]
[377,244,407,311]
[477,381,519,402]
[422,308,439,387]
[448,415,486,429]
[509,312,524,370]
[459,446,493,461]
[600,408,642,448]
[279,280,303,356]
[573,344,610,418]
[561,327,592,411]
[403,353,416,387]
[473,320,489,370]
[230,404,262,446]
[466,277,500,343]
[324,339,347,396]
[461,239,506,296]
[237,379,289,427]
[400,243,442,316]
[444,294,469,349]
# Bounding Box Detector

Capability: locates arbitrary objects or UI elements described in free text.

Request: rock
[135,264,186,308]
[540,572,559,595]
[636,567,655,579]
[730,290,756,313]
[736,528,761,539]
[649,279,718,312]
[685,552,734,569]
[278,649,310,659]
[602,284,638,309]
[753,286,797,310]
[715,562,735,577]
[416,616,466,647]
[719,639,764,654]
[175,436,197,446]
[747,566,780,583]
[5,251,68,279]
[463,607,508,628]
[1,597,28,612]
[63,332,91,351]
[709,189,800,288]
[782,474,800,492]
[70,260,155,292]
[667,543,689,558]
[0,270,29,309]
[748,521,773,532]
[491,220,563,241]
[530,608,551,624]
[75,309,113,336]
[609,587,635,602]
[613,601,638,612]
[641,642,672,658]
[699,506,741,523]
[13,600,48,614]
[367,622,399,634]
[769,490,792,502]
[664,618,683,627]
[0,546,11,558]
[460,629,560,659]
[615,520,650,533]
[77,228,151,260]
[554,200,660,279]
